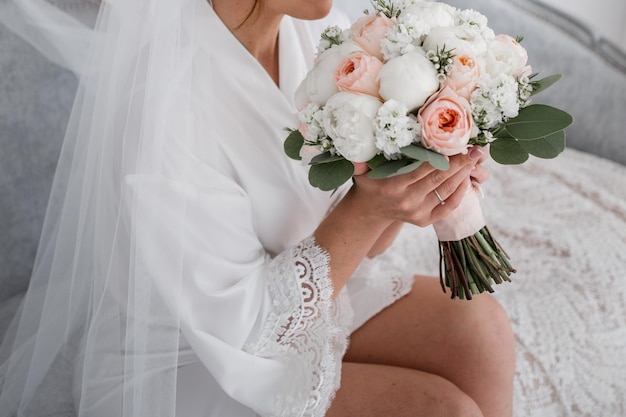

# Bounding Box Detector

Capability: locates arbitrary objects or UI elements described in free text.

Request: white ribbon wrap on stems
[433,185,486,242]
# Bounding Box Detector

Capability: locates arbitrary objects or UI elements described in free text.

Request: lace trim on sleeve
[243,236,353,417]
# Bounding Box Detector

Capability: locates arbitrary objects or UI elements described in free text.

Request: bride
[0,0,515,416]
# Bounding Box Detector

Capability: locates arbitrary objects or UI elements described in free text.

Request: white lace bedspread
[397,147,626,417]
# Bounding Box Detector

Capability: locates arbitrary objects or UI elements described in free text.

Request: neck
[211,0,283,85]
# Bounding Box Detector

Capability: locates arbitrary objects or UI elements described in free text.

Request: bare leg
[326,362,484,417]
[327,275,515,417]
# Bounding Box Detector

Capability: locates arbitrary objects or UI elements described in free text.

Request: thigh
[341,275,515,417]
[325,362,482,417]
[344,275,514,378]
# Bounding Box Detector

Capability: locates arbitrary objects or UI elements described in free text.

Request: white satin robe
[131,4,418,417]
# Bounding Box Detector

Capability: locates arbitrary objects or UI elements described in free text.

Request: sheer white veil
[0,0,216,415]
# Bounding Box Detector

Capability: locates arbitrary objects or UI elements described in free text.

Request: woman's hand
[470,147,489,185]
[314,145,488,296]
[349,145,486,228]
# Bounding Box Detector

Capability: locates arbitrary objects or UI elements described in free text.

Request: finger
[353,162,370,176]
[423,149,480,193]
[473,145,489,165]
[427,163,473,207]
[430,177,473,221]
[470,164,489,184]
[392,160,438,185]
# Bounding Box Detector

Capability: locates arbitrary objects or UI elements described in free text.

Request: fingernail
[469,147,485,160]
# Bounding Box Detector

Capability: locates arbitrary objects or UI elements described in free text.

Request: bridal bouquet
[284,0,572,299]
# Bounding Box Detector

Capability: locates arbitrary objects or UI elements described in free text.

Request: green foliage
[310,151,344,164]
[504,104,573,140]
[370,0,400,18]
[308,159,354,191]
[283,130,304,161]
[400,145,450,170]
[530,74,563,96]
[367,160,412,179]
[366,145,449,180]
[489,137,529,164]
[519,131,566,159]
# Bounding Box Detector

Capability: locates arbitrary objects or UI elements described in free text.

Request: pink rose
[443,53,483,100]
[418,87,478,155]
[334,52,384,97]
[349,14,396,60]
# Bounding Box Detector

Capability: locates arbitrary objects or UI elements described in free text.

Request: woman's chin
[290,1,333,21]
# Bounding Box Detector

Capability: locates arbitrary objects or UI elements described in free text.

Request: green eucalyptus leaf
[284,130,304,160]
[530,74,563,96]
[505,104,573,140]
[395,160,426,176]
[367,154,389,169]
[426,151,450,170]
[367,160,409,179]
[400,144,430,160]
[308,159,354,191]
[400,144,450,170]
[519,130,566,159]
[490,137,529,165]
[310,151,344,165]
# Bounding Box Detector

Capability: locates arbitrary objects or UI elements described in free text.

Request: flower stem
[438,226,515,300]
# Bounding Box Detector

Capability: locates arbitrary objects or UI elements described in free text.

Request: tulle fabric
[0,0,94,76]
[0,0,203,415]
[0,0,341,415]
[0,0,423,415]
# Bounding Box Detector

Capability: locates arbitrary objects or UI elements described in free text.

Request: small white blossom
[317,25,345,53]
[455,9,494,41]
[381,15,429,60]
[470,74,520,129]
[517,76,533,107]
[394,0,421,13]
[298,103,328,144]
[374,100,419,159]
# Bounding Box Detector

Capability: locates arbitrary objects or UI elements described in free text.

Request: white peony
[422,25,490,58]
[322,92,382,162]
[402,2,457,30]
[294,41,362,109]
[485,34,530,77]
[379,51,440,111]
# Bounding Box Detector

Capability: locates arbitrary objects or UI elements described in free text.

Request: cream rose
[422,26,489,58]
[485,34,530,77]
[322,92,382,162]
[335,51,384,98]
[349,14,396,60]
[294,41,362,109]
[378,51,440,111]
[443,53,483,100]
[418,86,478,155]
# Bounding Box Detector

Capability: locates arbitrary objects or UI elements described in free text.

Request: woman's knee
[461,293,516,376]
